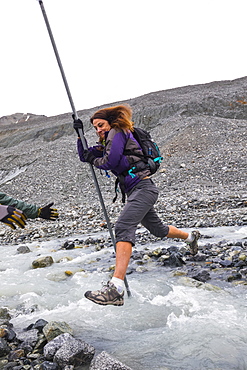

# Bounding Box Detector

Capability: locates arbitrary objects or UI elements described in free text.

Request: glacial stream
[0,226,247,369]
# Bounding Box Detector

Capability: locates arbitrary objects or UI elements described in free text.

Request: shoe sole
[84,292,124,306]
[85,296,124,306]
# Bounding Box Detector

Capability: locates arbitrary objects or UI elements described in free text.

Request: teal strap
[128,167,136,178]
[154,156,163,163]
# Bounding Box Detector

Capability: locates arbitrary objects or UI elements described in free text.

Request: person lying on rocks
[75,104,200,306]
[0,192,58,230]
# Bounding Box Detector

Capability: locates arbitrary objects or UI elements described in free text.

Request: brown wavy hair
[90,105,134,132]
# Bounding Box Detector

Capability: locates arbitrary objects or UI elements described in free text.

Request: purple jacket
[77,128,151,193]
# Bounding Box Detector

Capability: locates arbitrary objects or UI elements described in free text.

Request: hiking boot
[84,281,124,306]
[186,230,201,255]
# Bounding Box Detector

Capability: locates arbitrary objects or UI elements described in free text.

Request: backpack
[113,128,163,203]
[124,127,163,176]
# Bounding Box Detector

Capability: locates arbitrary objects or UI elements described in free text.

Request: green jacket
[0,192,39,219]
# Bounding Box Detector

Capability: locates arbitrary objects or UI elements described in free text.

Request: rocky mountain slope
[0,77,246,242]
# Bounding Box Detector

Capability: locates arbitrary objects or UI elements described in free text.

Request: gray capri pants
[115,178,169,246]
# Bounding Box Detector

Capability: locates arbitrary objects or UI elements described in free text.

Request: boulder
[43,321,73,342]
[44,332,95,367]
[32,256,54,268]
[89,351,132,370]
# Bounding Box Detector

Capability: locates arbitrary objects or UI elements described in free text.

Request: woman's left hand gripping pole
[73,115,87,149]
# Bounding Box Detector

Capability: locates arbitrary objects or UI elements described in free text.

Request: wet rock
[235,260,247,269]
[0,327,16,341]
[34,334,48,353]
[43,321,73,342]
[240,268,247,275]
[16,329,39,347]
[43,333,73,361]
[0,359,9,368]
[8,348,25,361]
[191,270,211,283]
[227,272,242,282]
[3,361,18,369]
[0,338,10,357]
[32,256,54,269]
[17,245,31,254]
[136,266,149,273]
[238,253,246,261]
[53,337,95,367]
[163,252,186,267]
[0,308,11,321]
[44,333,95,367]
[40,361,59,370]
[25,319,48,333]
[149,247,163,258]
[131,251,145,260]
[167,246,180,254]
[89,351,132,370]
[219,259,233,267]
[0,328,9,339]
[33,319,49,333]
[62,241,75,250]
[65,270,73,276]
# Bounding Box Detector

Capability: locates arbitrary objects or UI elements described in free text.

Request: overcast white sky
[0,0,246,118]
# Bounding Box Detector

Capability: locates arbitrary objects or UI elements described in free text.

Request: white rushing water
[0,226,247,370]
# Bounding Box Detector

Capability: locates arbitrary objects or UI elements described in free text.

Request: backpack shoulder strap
[113,177,126,203]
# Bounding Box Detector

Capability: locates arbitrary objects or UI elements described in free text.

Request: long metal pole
[37,0,131,297]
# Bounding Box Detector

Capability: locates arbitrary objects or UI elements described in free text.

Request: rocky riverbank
[0,312,131,369]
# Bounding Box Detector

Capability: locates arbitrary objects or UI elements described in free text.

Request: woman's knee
[142,221,169,238]
[115,221,136,246]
